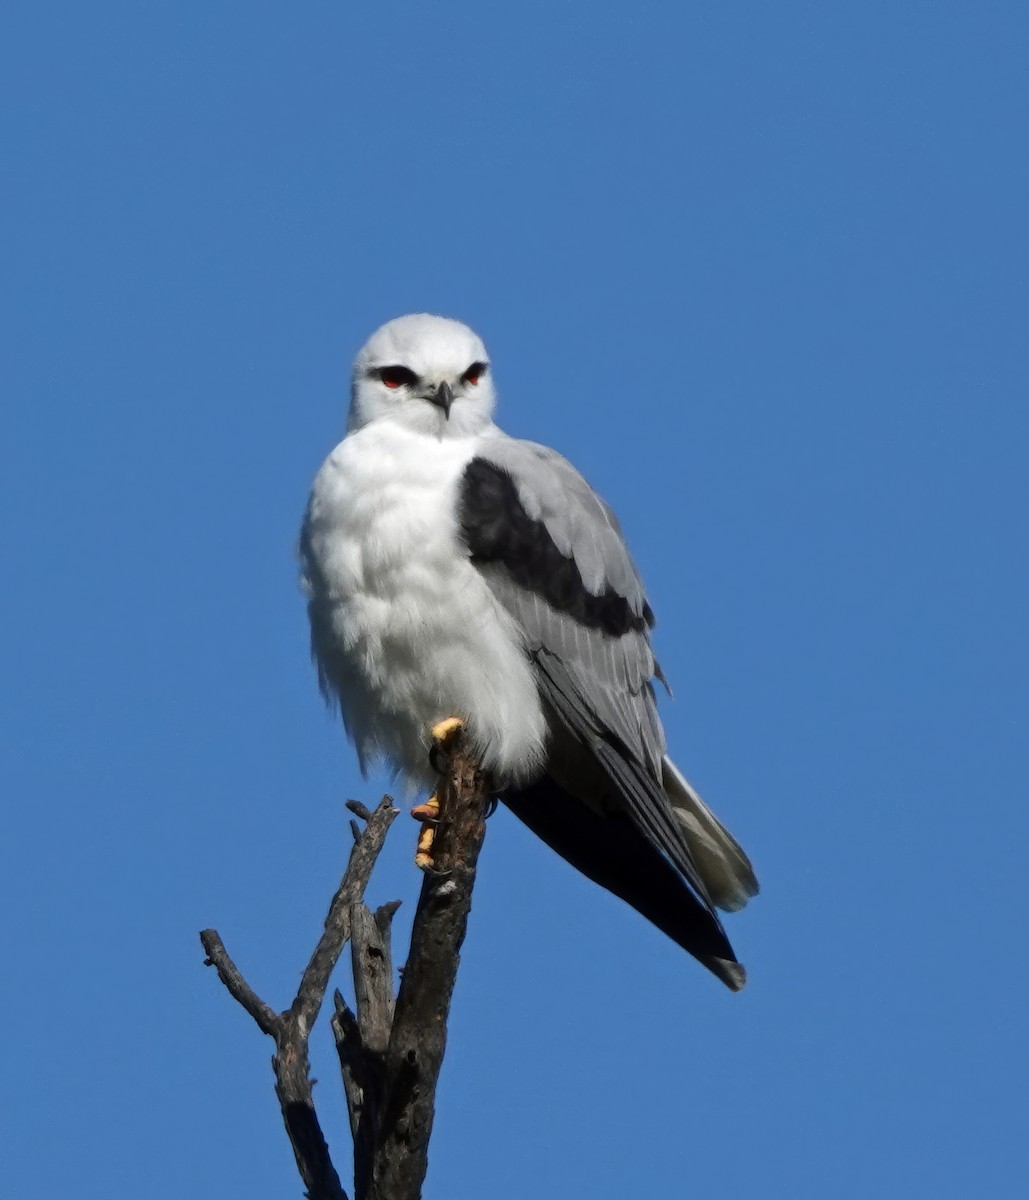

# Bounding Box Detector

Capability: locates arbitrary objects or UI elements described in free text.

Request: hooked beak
[427,381,453,419]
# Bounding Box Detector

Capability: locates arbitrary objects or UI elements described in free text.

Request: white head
[348,314,496,438]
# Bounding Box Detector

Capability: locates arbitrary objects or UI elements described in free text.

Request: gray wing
[458,437,717,911]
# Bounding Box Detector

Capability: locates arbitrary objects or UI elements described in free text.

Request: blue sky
[3,3,1027,1197]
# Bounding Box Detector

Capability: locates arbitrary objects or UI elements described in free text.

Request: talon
[415,822,436,869]
[431,716,465,744]
[429,716,465,773]
[419,719,468,865]
[410,794,440,822]
[420,863,454,878]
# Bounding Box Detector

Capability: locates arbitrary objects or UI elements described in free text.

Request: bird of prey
[300,314,758,990]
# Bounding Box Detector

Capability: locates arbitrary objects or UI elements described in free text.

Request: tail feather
[503,777,747,991]
[662,757,759,913]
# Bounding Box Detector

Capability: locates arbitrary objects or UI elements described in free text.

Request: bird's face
[348,314,496,438]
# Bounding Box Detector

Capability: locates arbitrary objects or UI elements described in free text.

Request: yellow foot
[414,821,436,870]
[410,794,440,822]
[431,716,465,745]
[428,716,465,775]
[417,719,466,867]
[412,793,440,869]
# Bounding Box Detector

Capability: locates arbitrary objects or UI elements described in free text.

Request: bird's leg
[412,717,466,869]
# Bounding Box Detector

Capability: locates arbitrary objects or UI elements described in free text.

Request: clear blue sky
[3,3,1027,1197]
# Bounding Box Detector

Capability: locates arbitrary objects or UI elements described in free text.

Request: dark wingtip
[704,957,747,992]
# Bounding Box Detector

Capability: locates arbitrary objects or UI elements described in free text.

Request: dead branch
[366,734,490,1200]
[201,795,398,1200]
[201,731,491,1200]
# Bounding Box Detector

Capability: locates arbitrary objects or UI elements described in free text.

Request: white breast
[303,423,548,790]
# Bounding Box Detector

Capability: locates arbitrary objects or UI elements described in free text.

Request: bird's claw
[428,716,465,773]
[413,794,442,869]
[417,718,468,868]
[410,795,440,823]
[414,823,454,874]
[431,716,465,743]
[414,819,436,869]
[418,861,455,878]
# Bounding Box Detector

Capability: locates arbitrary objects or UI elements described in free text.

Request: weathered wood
[340,900,403,1200]
[367,733,491,1200]
[201,795,398,1200]
[201,736,490,1200]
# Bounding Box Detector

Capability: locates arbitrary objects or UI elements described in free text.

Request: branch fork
[201,732,490,1200]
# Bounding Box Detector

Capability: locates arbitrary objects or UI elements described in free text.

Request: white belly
[303,423,547,790]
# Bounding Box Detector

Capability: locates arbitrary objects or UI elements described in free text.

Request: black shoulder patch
[458,458,653,638]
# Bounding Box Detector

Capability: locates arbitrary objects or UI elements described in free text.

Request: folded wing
[457,437,755,988]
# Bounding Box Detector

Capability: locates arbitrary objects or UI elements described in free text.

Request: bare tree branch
[367,734,490,1200]
[337,900,402,1200]
[200,930,282,1039]
[200,795,398,1200]
[201,733,490,1200]
[332,992,366,1155]
[292,800,398,1032]
[351,901,400,1054]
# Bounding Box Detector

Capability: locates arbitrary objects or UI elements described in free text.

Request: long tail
[662,757,759,914]
[503,777,747,991]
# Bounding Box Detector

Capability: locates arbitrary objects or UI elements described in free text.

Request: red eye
[377,366,418,389]
[462,361,488,386]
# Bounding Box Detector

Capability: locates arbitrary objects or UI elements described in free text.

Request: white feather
[302,418,548,791]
